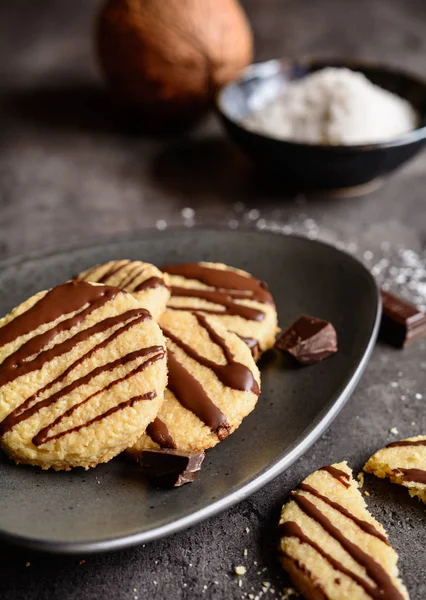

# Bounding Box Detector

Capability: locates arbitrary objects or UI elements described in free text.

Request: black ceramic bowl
[216,58,426,193]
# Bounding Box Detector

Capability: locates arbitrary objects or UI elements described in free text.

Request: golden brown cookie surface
[0,281,167,470]
[75,259,170,320]
[364,436,426,504]
[162,261,278,359]
[279,462,409,600]
[127,309,260,456]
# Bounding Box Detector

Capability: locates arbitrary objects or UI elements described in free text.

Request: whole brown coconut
[96,0,253,123]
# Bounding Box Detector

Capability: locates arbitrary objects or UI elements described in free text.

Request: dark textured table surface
[1,1,426,599]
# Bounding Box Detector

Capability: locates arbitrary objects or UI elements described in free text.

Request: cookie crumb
[281,588,298,600]
[238,580,243,588]
[243,549,248,557]
[245,527,250,534]
[390,427,399,435]
[364,490,370,496]
[79,559,85,566]
[235,566,247,576]
[357,472,364,488]
[25,562,30,567]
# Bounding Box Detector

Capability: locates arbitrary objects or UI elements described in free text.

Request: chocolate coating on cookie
[364,435,426,504]
[75,260,170,321]
[127,310,260,456]
[163,262,278,357]
[279,462,408,600]
[0,281,167,470]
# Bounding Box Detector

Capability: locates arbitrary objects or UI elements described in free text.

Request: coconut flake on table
[230,210,426,311]
[244,67,418,145]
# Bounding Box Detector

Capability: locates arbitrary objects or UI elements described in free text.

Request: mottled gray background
[0,1,426,599]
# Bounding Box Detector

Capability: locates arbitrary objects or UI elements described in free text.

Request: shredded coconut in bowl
[244,67,418,145]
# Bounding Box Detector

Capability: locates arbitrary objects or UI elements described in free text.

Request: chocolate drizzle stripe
[134,277,166,292]
[162,263,274,305]
[299,484,388,543]
[0,308,149,389]
[169,286,265,321]
[32,351,164,446]
[76,265,99,281]
[233,333,261,360]
[280,546,332,600]
[147,418,177,449]
[167,349,229,438]
[393,468,426,485]
[279,521,376,598]
[196,313,234,363]
[162,316,259,395]
[1,345,164,436]
[319,466,351,488]
[97,261,131,283]
[163,262,274,322]
[387,439,426,448]
[0,281,119,349]
[37,392,156,445]
[233,333,260,350]
[290,492,405,600]
[119,265,146,289]
[0,312,153,435]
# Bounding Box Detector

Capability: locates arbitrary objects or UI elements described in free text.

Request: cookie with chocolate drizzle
[75,259,170,321]
[0,281,168,470]
[364,435,426,504]
[279,461,409,600]
[127,309,260,456]
[162,262,278,360]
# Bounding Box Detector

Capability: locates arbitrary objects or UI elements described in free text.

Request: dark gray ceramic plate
[0,229,380,554]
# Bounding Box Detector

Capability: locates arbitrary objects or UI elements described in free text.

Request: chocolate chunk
[139,448,205,487]
[275,315,337,365]
[380,290,426,348]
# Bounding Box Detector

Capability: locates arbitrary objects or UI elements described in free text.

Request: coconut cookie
[75,259,170,321]
[278,462,409,600]
[127,309,260,456]
[162,262,278,360]
[0,280,167,470]
[364,436,426,504]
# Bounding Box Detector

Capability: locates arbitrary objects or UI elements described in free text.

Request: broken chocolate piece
[275,315,337,365]
[380,290,426,348]
[139,448,205,487]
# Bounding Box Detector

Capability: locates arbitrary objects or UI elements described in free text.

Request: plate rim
[0,228,382,554]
